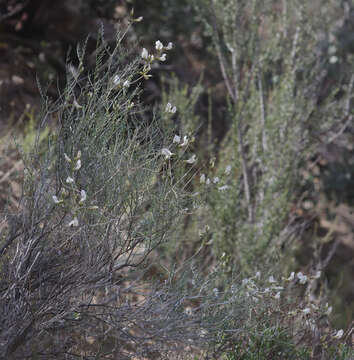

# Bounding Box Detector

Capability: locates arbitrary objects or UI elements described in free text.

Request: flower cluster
[140,40,173,79]
[160,132,197,165]
[199,164,232,191]
[234,269,344,342]
[52,150,97,227]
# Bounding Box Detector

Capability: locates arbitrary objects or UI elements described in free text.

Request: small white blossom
[74,159,81,171]
[286,272,295,281]
[255,271,261,279]
[325,305,333,316]
[73,99,82,109]
[173,135,181,143]
[264,287,270,293]
[52,195,61,204]
[329,55,338,64]
[213,177,220,184]
[141,48,149,60]
[66,176,74,184]
[302,308,311,315]
[159,53,167,61]
[313,270,321,279]
[123,80,130,88]
[166,42,173,50]
[333,329,344,339]
[68,217,79,227]
[274,292,281,299]
[179,136,188,147]
[268,276,277,283]
[225,165,232,175]
[76,150,81,159]
[200,174,206,184]
[185,154,197,164]
[206,178,211,185]
[161,148,174,159]
[64,153,72,163]
[272,286,284,291]
[135,16,143,22]
[79,189,87,203]
[242,278,249,286]
[297,272,308,284]
[328,45,337,55]
[218,185,230,191]
[155,40,163,51]
[113,75,121,86]
[213,288,219,297]
[165,102,177,114]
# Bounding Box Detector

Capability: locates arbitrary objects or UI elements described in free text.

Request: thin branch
[258,72,267,153]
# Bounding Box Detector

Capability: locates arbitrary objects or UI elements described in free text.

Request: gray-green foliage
[0,28,200,358]
[1,2,353,358]
[190,0,353,274]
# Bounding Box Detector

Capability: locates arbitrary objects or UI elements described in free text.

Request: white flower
[123,80,130,88]
[76,150,81,159]
[173,135,181,143]
[206,178,211,185]
[274,292,281,299]
[218,185,230,191]
[213,177,220,184]
[328,45,337,55]
[325,305,333,316]
[200,174,206,183]
[52,195,61,204]
[161,148,174,159]
[263,288,270,293]
[179,136,188,147]
[185,155,197,164]
[213,288,219,297]
[155,40,163,51]
[135,16,143,22]
[272,286,284,291]
[141,48,149,60]
[333,329,344,339]
[313,270,321,279]
[68,217,79,227]
[73,99,82,109]
[242,278,249,286]
[225,165,232,175]
[286,272,295,281]
[297,272,308,284]
[166,42,173,50]
[165,102,177,114]
[329,55,338,64]
[64,153,72,163]
[255,271,261,279]
[66,176,74,184]
[268,276,276,283]
[74,159,81,171]
[79,189,87,203]
[113,75,121,86]
[159,53,167,61]
[302,308,311,315]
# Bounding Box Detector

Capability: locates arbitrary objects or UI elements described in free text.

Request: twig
[0,0,30,23]
[258,72,267,153]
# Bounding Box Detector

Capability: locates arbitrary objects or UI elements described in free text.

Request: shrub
[1,3,353,359]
